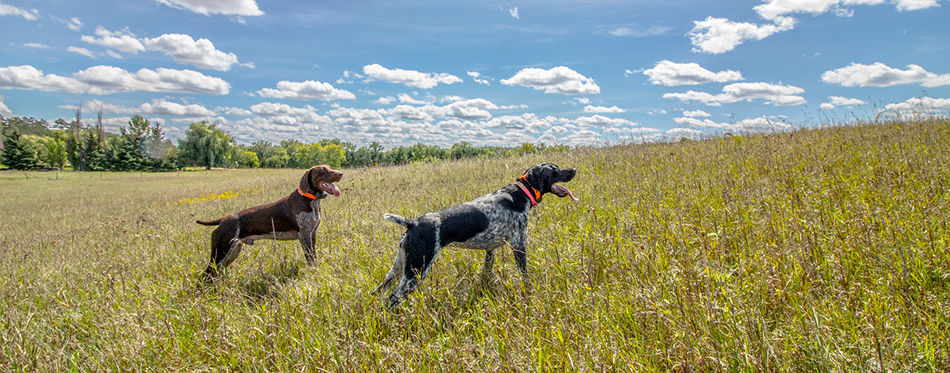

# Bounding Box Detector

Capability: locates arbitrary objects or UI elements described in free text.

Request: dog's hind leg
[204,220,242,279]
[220,239,244,270]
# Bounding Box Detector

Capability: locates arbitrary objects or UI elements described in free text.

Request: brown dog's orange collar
[514,175,541,207]
[298,187,319,200]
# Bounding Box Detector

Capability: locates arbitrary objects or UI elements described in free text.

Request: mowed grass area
[2,120,949,371]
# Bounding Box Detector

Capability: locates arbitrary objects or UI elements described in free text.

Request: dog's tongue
[320,182,341,197]
[552,184,579,201]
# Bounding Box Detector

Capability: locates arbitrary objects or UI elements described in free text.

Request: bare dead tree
[97,105,105,146]
[74,103,86,171]
[0,114,5,152]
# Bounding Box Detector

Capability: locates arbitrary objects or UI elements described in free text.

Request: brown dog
[196,165,343,278]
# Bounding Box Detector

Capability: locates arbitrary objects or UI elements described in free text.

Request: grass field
[1,119,949,371]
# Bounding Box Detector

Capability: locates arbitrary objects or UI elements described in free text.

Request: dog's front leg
[298,223,318,264]
[480,249,496,285]
[296,202,322,265]
[510,230,529,281]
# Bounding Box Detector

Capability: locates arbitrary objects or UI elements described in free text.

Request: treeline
[0,114,568,171]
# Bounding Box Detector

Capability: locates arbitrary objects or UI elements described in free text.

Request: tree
[230,146,260,168]
[37,134,68,171]
[178,121,234,169]
[262,147,289,168]
[1,130,39,170]
[100,115,175,171]
[296,143,345,169]
[279,139,303,168]
[249,141,275,168]
[1,116,51,137]
[450,141,490,160]
[58,108,107,171]
[344,141,385,168]
[322,143,345,168]
[138,118,177,171]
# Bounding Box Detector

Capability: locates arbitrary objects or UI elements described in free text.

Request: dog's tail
[383,213,415,228]
[195,218,222,226]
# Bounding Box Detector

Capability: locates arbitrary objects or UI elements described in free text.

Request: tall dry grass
[1,119,948,371]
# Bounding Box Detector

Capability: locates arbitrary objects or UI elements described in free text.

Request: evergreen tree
[1,130,39,170]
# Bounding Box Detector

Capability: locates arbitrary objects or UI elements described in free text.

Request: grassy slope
[1,120,948,371]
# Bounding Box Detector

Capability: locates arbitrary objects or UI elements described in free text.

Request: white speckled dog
[374,163,578,308]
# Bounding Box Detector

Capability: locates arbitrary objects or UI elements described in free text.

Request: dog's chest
[295,209,320,231]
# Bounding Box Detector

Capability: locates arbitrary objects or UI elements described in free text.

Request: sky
[1,0,948,148]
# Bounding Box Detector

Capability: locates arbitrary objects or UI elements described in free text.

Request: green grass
[1,119,949,371]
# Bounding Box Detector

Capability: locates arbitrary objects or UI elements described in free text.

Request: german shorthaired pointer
[196,165,343,279]
[373,163,578,308]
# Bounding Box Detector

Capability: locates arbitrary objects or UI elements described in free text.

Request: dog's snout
[561,168,577,181]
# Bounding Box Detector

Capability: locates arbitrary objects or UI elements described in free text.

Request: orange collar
[514,176,541,207]
[298,187,319,200]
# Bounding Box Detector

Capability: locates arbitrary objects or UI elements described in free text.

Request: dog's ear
[299,167,314,192]
[529,163,562,193]
[520,163,549,192]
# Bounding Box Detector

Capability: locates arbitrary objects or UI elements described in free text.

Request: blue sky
[1,0,948,148]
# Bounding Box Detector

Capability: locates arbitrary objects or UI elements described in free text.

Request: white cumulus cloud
[674,116,792,133]
[68,46,96,58]
[363,64,462,89]
[688,17,791,54]
[144,34,242,71]
[467,71,491,85]
[249,102,318,117]
[683,110,711,117]
[0,95,11,116]
[81,27,145,54]
[881,96,950,120]
[664,82,806,106]
[85,99,216,117]
[0,65,101,94]
[54,16,83,31]
[821,62,950,87]
[501,66,600,95]
[574,115,635,127]
[83,28,246,71]
[73,65,230,95]
[0,3,38,20]
[257,80,355,101]
[689,0,938,54]
[753,0,886,21]
[895,0,940,11]
[0,65,229,95]
[156,0,263,16]
[398,93,428,105]
[583,105,625,113]
[821,96,866,110]
[643,60,743,86]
